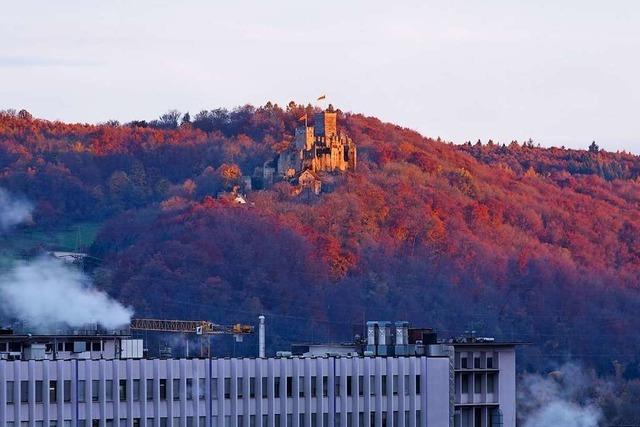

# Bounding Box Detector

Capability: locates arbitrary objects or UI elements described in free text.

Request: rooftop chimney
[258,315,266,358]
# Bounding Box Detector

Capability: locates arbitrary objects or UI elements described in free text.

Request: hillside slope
[1,106,639,372]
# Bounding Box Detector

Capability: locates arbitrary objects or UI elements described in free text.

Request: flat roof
[450,341,526,347]
[0,334,131,340]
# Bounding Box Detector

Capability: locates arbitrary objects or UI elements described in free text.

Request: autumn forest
[2,103,640,387]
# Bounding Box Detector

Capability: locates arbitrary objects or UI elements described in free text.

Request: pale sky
[1,1,639,152]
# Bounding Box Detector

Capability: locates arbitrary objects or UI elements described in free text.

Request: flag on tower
[317,95,326,101]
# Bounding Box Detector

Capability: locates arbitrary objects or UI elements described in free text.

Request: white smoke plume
[0,257,133,330]
[519,363,603,427]
[0,187,33,232]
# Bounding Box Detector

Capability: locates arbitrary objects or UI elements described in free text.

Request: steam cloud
[519,363,602,427]
[0,187,33,232]
[0,257,133,330]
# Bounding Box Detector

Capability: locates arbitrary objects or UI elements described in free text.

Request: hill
[1,106,640,374]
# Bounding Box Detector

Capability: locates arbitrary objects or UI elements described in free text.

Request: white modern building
[0,356,451,427]
[0,323,516,427]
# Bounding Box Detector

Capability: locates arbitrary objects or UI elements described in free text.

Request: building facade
[0,323,516,427]
[452,343,515,427]
[0,356,450,427]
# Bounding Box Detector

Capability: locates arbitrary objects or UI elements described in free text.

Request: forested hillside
[1,105,640,376]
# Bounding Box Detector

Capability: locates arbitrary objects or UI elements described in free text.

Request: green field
[0,222,102,266]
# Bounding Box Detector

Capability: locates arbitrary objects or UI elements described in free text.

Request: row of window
[222,375,421,399]
[457,373,496,394]
[5,374,421,404]
[4,379,205,404]
[4,410,422,427]
[458,355,495,370]
[0,341,104,353]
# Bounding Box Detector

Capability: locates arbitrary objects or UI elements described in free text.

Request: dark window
[461,374,469,394]
[147,379,154,401]
[274,377,280,398]
[475,374,482,393]
[473,374,482,393]
[461,357,468,369]
[106,380,114,401]
[249,377,255,398]
[474,408,482,427]
[119,379,127,401]
[78,380,86,402]
[173,379,181,401]
[160,379,167,400]
[35,381,43,403]
[487,373,495,393]
[346,376,352,396]
[57,342,63,351]
[370,375,375,396]
[415,375,421,395]
[286,377,292,398]
[322,376,328,397]
[92,380,100,402]
[92,420,99,427]
[358,375,364,396]
[261,377,268,398]
[298,376,304,398]
[186,378,193,400]
[474,357,481,369]
[311,377,316,398]
[487,357,494,369]
[335,376,341,397]
[7,381,14,404]
[236,378,243,399]
[198,378,205,400]
[64,380,71,402]
[381,375,387,396]
[211,378,218,399]
[133,379,141,401]
[49,380,57,402]
[224,378,231,399]
[91,341,101,352]
[133,419,140,427]
[64,342,73,352]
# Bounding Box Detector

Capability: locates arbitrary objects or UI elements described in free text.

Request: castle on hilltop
[277,104,357,177]
[258,105,356,195]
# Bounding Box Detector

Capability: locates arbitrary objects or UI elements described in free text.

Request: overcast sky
[1,1,639,152]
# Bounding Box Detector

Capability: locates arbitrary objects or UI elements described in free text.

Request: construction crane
[129,318,254,357]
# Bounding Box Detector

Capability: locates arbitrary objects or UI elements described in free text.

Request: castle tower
[294,126,315,151]
[314,104,337,139]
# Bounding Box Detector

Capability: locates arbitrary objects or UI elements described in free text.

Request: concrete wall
[0,356,450,427]
[497,350,515,427]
